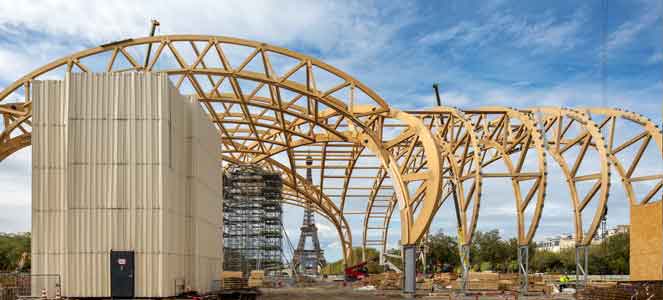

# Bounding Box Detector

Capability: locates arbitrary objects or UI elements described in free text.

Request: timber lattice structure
[0,35,661,266]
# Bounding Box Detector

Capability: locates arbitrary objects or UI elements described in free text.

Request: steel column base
[402,245,417,294]
[576,246,589,288]
[459,244,470,294]
[518,246,529,293]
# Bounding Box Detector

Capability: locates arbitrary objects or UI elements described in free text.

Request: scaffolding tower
[223,164,283,275]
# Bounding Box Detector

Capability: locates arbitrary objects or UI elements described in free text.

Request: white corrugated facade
[31,73,223,298]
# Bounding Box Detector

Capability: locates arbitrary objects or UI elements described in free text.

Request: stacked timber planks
[432,272,458,286]
[221,272,246,290]
[451,272,499,290]
[496,273,517,290]
[248,271,265,288]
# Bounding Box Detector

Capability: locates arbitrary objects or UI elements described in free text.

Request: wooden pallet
[222,278,248,290]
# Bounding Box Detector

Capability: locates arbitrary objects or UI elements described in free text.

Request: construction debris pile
[354,271,560,295]
[360,272,402,290]
[577,282,663,300]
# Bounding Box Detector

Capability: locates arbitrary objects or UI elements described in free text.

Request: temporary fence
[0,273,60,299]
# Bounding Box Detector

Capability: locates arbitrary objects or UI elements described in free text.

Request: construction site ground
[258,286,575,299]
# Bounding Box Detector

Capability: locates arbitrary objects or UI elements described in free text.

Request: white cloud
[418,23,467,45]
[408,91,474,109]
[0,1,316,44]
[606,1,661,50]
[0,0,412,101]
[648,52,663,64]
[0,38,79,83]
[509,12,585,51]
[0,147,31,232]
[0,1,405,56]
[0,48,32,83]
[418,8,585,53]
[607,21,647,50]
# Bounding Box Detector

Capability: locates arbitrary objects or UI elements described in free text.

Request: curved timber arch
[0,35,444,267]
[465,107,548,246]
[352,106,446,257]
[376,106,548,254]
[528,107,611,246]
[0,35,390,161]
[409,106,484,246]
[583,108,663,205]
[1,34,661,276]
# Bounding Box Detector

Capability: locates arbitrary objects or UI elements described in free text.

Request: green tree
[320,232,630,276]
[606,233,630,274]
[531,250,563,273]
[467,230,530,273]
[428,230,459,270]
[559,248,575,273]
[0,232,31,271]
[529,232,630,275]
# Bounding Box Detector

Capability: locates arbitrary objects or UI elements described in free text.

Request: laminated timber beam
[527,107,611,246]
[581,108,662,206]
[374,106,548,253]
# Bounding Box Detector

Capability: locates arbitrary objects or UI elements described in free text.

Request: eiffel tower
[292,156,326,275]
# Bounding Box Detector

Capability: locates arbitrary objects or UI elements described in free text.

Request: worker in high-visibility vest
[559,273,570,289]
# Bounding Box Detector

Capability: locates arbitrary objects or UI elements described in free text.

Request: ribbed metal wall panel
[187,96,223,292]
[32,80,67,298]
[31,73,222,298]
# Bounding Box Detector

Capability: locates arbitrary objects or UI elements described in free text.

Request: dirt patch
[254,279,580,299]
[259,287,404,300]
[258,287,575,299]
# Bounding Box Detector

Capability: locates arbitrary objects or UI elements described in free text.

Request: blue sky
[0,0,661,262]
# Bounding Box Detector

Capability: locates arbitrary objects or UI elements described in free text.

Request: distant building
[536,234,575,253]
[536,225,630,253]
[607,225,630,237]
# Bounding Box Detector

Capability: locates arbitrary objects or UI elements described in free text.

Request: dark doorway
[110,250,135,298]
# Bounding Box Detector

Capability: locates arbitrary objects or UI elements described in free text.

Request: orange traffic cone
[40,288,47,299]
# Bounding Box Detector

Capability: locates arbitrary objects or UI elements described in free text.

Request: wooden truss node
[582,108,662,205]
[528,107,611,246]
[463,107,548,246]
[403,106,484,247]
[377,106,548,249]
[0,35,661,264]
